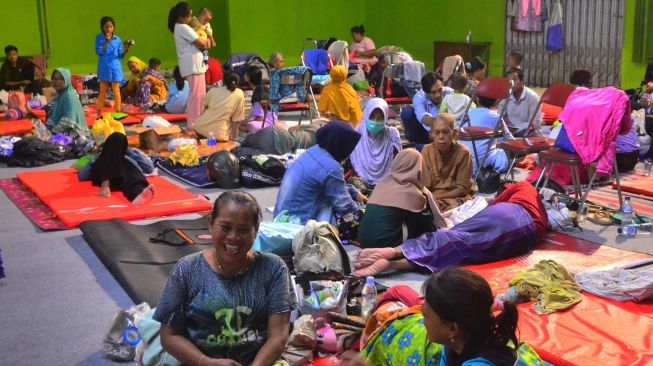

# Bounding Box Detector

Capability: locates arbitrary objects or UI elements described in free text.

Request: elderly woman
[422,113,474,211]
[274,121,366,225]
[357,149,446,249]
[268,52,285,70]
[318,65,362,127]
[347,98,401,194]
[155,191,296,366]
[45,68,89,139]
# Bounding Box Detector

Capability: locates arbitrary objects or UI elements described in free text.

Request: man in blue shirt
[401,72,452,147]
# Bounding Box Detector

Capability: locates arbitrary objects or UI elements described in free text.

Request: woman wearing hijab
[357,149,446,249]
[318,65,362,126]
[353,181,548,277]
[273,121,366,225]
[87,132,155,206]
[46,68,89,139]
[122,56,148,105]
[347,98,402,194]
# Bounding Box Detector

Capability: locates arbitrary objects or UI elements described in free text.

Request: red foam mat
[129,113,187,122]
[30,108,142,125]
[0,119,33,136]
[466,232,653,366]
[613,176,653,197]
[17,169,212,227]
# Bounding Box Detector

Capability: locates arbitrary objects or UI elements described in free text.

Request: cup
[644,160,652,177]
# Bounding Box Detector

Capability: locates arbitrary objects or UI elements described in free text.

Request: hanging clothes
[513,0,543,32]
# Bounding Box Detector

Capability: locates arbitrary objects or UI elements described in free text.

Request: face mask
[366,119,385,135]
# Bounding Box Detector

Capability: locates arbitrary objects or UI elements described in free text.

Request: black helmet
[206,150,241,188]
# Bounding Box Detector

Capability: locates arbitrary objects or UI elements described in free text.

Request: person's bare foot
[352,258,391,277]
[132,185,156,206]
[354,248,397,269]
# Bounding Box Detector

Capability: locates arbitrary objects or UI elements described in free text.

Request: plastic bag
[253,221,305,255]
[92,113,125,145]
[102,302,151,362]
[301,280,349,318]
[33,119,52,140]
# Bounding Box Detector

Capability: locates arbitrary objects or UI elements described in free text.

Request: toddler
[440,73,474,123]
[190,8,216,65]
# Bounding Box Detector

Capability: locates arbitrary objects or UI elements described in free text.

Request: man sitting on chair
[500,68,542,137]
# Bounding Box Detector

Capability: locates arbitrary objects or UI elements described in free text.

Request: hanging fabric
[512,0,543,32]
[546,1,564,51]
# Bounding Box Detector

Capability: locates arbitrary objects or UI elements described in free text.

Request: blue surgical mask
[366,119,385,135]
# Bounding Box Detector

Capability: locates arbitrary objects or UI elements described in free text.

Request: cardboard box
[130,124,181,152]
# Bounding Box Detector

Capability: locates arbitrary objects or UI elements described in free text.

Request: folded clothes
[576,264,653,302]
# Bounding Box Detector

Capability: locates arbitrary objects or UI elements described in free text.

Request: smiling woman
[153,191,296,366]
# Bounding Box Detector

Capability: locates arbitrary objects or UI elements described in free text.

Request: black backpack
[240,155,285,188]
[7,137,72,167]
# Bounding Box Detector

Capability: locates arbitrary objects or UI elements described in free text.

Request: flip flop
[587,210,613,226]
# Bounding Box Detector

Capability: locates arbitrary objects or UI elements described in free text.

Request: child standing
[440,73,474,123]
[190,8,216,65]
[95,16,131,111]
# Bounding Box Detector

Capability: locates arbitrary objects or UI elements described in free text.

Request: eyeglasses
[431,129,452,136]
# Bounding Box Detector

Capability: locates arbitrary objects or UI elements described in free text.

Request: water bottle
[466,31,472,43]
[207,131,217,146]
[621,196,633,227]
[618,223,653,237]
[361,276,377,318]
[496,286,526,304]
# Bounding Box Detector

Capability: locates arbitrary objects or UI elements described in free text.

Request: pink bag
[8,91,27,114]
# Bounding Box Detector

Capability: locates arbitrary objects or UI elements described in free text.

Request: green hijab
[46,68,87,133]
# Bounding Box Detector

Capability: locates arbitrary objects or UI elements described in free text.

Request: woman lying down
[353,181,549,277]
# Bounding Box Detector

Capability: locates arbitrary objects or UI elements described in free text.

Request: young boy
[508,50,523,70]
[440,73,473,123]
[191,8,216,65]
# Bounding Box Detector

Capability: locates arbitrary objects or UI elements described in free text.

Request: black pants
[90,133,148,201]
[400,107,431,145]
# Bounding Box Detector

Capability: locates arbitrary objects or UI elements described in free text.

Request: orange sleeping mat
[30,109,142,125]
[0,119,33,136]
[17,169,212,227]
[129,113,187,122]
[613,176,653,197]
[466,232,653,366]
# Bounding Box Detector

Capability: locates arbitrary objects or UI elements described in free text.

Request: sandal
[587,209,613,225]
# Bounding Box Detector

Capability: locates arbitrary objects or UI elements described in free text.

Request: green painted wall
[365,0,506,77]
[622,0,648,88]
[2,0,226,75]
[227,0,365,67]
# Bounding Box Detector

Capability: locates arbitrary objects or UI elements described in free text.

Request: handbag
[476,165,501,194]
[546,1,564,51]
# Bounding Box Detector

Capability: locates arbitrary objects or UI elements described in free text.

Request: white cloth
[441,93,472,121]
[499,86,542,132]
[443,197,488,227]
[174,23,207,78]
[142,116,172,129]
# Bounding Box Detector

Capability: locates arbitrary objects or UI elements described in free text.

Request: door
[505,0,625,87]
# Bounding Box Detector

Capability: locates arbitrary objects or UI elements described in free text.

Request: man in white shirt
[500,68,542,136]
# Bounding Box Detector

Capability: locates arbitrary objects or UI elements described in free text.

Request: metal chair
[500,83,576,179]
[534,149,624,216]
[457,77,513,175]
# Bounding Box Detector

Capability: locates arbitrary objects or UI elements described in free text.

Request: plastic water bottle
[207,131,217,146]
[361,276,377,318]
[618,223,653,237]
[621,196,634,227]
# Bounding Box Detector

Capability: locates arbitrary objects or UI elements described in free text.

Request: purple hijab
[350,98,402,185]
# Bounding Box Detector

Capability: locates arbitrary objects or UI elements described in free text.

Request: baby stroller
[223,53,270,87]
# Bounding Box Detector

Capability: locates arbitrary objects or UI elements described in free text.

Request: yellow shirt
[193,86,245,140]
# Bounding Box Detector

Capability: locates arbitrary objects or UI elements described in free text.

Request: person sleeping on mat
[78,132,156,206]
[154,191,296,365]
[352,181,548,276]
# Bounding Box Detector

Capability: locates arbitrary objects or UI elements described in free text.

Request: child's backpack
[292,220,351,275]
[239,155,286,188]
[8,91,27,114]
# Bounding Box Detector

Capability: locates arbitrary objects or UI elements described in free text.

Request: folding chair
[378,54,424,106]
[534,150,624,217]
[457,77,513,177]
[499,83,576,179]
[301,49,334,86]
[270,66,317,124]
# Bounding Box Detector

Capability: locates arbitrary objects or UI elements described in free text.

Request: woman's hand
[356,192,368,204]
